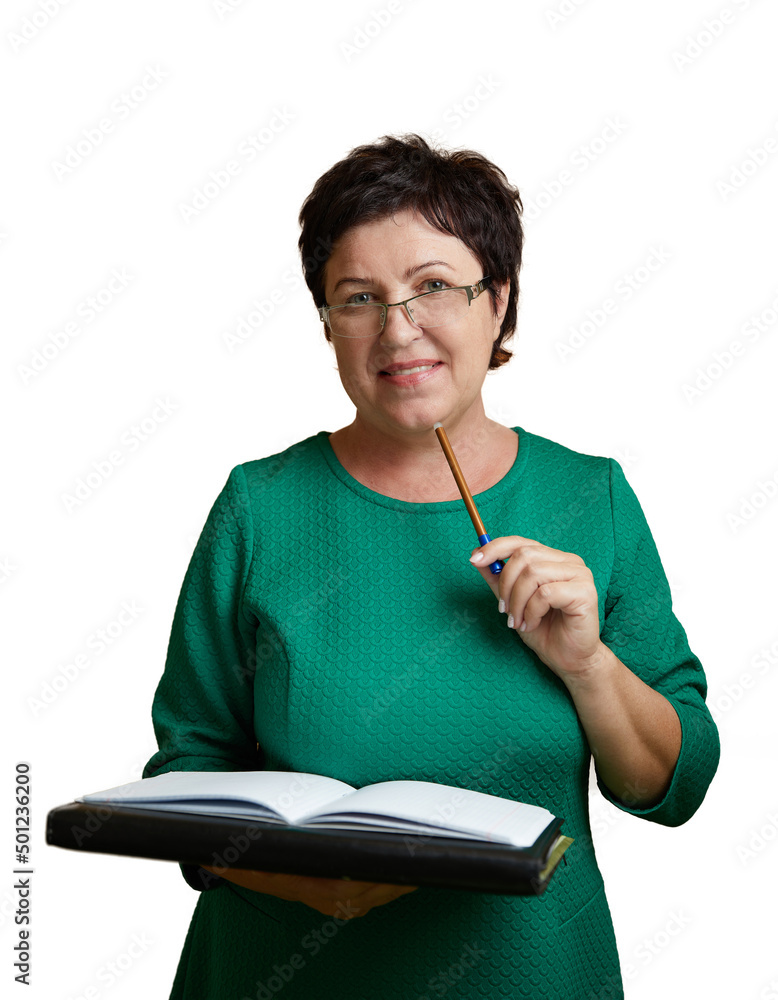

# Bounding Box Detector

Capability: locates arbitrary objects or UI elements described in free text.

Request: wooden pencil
[433,422,504,575]
[433,423,486,536]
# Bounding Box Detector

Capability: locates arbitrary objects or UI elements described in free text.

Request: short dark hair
[297,133,524,370]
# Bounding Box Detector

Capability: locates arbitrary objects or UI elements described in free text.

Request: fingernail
[498,599,505,614]
[470,551,484,563]
[519,620,527,632]
[507,614,514,628]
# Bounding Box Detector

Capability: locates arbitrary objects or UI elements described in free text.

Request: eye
[422,279,449,293]
[345,291,374,305]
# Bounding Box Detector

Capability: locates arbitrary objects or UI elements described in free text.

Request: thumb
[470,547,501,600]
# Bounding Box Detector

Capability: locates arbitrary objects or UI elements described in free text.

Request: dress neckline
[314,426,531,513]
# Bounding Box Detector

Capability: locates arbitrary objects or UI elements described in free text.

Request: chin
[380,404,442,429]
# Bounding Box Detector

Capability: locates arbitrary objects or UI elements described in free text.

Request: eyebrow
[331,260,456,293]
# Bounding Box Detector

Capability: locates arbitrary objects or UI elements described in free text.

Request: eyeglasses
[319,277,493,338]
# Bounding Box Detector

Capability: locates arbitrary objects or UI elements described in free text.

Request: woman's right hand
[200,865,418,918]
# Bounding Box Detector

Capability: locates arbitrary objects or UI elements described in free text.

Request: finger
[388,883,419,896]
[516,585,552,630]
[358,882,416,902]
[468,535,530,570]
[469,538,540,601]
[519,579,596,632]
[319,876,378,898]
[469,536,572,568]
[470,556,501,599]
[470,540,576,602]
[342,883,415,917]
[504,559,583,626]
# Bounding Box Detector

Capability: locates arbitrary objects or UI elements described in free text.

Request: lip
[377,360,443,387]
[380,358,442,374]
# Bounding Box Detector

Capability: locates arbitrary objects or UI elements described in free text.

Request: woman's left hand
[469,536,604,684]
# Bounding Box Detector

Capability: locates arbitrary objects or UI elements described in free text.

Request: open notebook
[77,771,556,848]
[47,770,573,895]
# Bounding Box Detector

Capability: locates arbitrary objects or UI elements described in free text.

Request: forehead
[327,210,477,273]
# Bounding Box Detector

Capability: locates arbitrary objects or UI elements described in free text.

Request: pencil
[433,422,504,575]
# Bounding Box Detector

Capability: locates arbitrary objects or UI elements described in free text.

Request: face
[322,210,509,438]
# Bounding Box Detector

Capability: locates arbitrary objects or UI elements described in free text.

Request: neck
[330,402,513,496]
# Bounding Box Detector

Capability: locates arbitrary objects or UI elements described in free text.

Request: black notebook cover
[46,801,568,896]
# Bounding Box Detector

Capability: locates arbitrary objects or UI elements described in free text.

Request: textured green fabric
[143,426,719,1000]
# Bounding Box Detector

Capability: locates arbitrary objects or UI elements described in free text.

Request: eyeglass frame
[318,276,493,337]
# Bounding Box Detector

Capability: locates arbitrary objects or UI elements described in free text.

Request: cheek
[334,348,370,395]
[465,319,498,365]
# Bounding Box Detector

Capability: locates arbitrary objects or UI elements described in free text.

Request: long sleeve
[596,459,720,826]
[143,464,261,888]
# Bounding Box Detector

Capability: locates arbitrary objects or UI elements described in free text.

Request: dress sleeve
[595,459,720,827]
[142,464,261,889]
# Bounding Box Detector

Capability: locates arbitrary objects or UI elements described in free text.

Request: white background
[3,1,777,997]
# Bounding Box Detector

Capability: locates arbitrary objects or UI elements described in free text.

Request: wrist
[560,642,618,696]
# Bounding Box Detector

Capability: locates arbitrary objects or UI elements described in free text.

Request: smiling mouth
[381,363,441,376]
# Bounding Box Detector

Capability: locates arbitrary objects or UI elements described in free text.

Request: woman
[144,134,719,999]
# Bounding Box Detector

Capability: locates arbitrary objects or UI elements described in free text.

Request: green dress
[143,426,719,999]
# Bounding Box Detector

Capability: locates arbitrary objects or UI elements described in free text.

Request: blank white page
[302,780,554,848]
[79,771,356,824]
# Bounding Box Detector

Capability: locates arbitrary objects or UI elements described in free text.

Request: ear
[492,279,510,338]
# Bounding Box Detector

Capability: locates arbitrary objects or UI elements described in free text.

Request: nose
[378,300,423,344]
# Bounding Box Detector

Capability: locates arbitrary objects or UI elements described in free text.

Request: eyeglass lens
[329,287,471,338]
